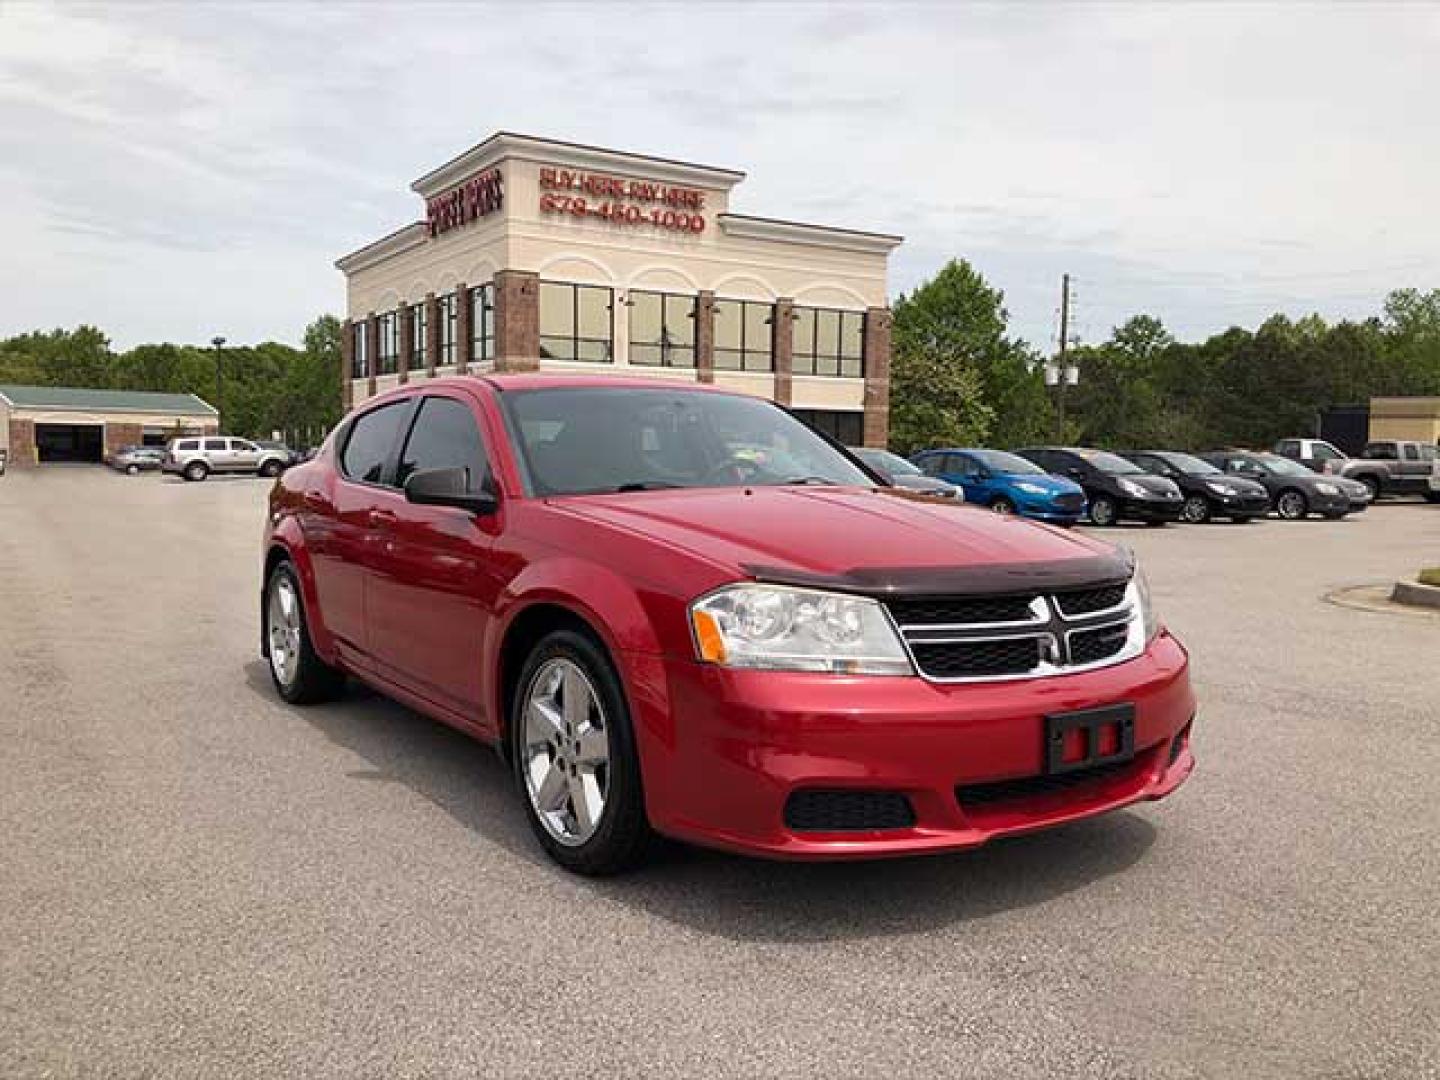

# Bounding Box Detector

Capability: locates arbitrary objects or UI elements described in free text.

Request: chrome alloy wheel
[1181,495,1210,523]
[1276,490,1307,519]
[522,658,611,847]
[267,573,302,688]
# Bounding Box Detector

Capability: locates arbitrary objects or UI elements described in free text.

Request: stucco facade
[1369,396,1440,444]
[336,133,901,446]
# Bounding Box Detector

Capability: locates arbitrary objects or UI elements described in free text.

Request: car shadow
[243,661,1159,945]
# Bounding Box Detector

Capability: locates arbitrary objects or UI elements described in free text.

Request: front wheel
[1088,495,1118,526]
[1180,495,1211,524]
[512,630,654,875]
[260,459,283,478]
[183,461,208,482]
[990,496,1016,515]
[125,464,140,476]
[1357,476,1381,502]
[265,562,345,704]
[1275,489,1308,520]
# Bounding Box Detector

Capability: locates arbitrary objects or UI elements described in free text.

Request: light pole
[211,336,226,432]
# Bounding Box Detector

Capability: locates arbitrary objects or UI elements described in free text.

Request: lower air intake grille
[911,637,1043,678]
[957,758,1136,809]
[784,790,916,832]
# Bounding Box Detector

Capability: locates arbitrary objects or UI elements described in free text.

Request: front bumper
[1015,493,1086,524]
[1211,491,1271,517]
[633,632,1195,859]
[1119,496,1184,522]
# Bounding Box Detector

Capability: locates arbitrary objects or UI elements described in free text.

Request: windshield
[853,448,922,476]
[1159,452,1220,476]
[1078,449,1144,475]
[503,387,874,496]
[970,449,1045,476]
[1258,454,1315,477]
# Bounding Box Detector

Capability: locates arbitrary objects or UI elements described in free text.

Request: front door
[365,391,502,728]
[229,438,263,472]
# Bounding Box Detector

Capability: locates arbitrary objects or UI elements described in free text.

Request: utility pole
[1055,274,1072,441]
[211,336,226,432]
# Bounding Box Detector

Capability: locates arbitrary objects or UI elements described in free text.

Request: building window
[412,302,428,367]
[629,290,695,368]
[714,298,774,372]
[793,307,865,378]
[540,281,614,363]
[792,409,864,445]
[438,292,458,366]
[471,283,495,364]
[352,322,369,379]
[377,311,399,375]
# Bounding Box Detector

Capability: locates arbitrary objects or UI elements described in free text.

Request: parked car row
[1272,437,1440,501]
[880,443,1387,526]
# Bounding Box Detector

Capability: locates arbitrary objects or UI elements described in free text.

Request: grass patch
[1419,568,1440,587]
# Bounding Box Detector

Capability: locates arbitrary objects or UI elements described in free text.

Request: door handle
[368,508,398,526]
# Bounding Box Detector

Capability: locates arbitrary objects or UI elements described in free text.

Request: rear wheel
[990,496,1016,515]
[125,464,140,476]
[1088,495,1118,526]
[184,460,209,482]
[265,562,345,704]
[512,629,654,875]
[1357,476,1381,501]
[1180,495,1211,524]
[1276,489,1308,520]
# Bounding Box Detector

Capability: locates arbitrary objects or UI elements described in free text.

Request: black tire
[1180,495,1211,524]
[125,464,140,476]
[511,629,654,876]
[184,460,209,482]
[260,459,283,478]
[1275,488,1308,520]
[1425,493,1440,504]
[1323,511,1348,520]
[263,561,345,705]
[1088,495,1118,526]
[1356,475,1381,502]
[990,496,1016,515]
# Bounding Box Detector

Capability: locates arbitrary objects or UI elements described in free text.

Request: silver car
[162,436,290,482]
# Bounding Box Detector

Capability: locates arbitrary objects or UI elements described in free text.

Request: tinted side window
[915,454,941,477]
[231,439,256,452]
[341,402,409,485]
[949,454,977,477]
[203,438,226,451]
[176,440,198,451]
[1402,445,1419,461]
[1364,442,1397,460]
[1277,440,1300,456]
[396,397,489,490]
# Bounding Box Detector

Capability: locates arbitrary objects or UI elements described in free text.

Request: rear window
[340,402,409,485]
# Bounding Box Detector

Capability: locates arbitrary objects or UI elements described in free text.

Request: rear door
[1397,444,1428,491]
[202,437,231,470]
[364,390,504,727]
[312,399,413,665]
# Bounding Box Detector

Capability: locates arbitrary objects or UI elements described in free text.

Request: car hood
[998,472,1084,496]
[551,485,1131,595]
[891,474,956,493]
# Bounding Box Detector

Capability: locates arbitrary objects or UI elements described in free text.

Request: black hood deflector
[741,550,1135,599]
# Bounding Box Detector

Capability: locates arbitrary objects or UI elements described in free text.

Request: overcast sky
[1,1,1436,353]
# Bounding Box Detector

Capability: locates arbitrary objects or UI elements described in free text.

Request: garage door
[35,424,104,463]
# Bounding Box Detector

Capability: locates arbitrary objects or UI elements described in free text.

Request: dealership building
[0,385,217,466]
[336,132,902,446]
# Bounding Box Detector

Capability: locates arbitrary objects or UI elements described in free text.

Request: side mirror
[404,466,497,514]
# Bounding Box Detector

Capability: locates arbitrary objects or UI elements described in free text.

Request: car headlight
[1118,479,1148,497]
[1204,480,1235,496]
[1315,482,1339,495]
[690,584,913,675]
[1132,564,1161,644]
[1013,481,1048,495]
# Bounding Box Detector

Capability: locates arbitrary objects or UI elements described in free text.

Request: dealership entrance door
[35,423,103,463]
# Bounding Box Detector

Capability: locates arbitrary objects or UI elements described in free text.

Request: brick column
[398,303,413,385]
[424,293,440,376]
[862,306,893,448]
[772,298,795,407]
[456,283,473,375]
[365,312,379,399]
[104,423,143,459]
[8,419,36,466]
[494,270,540,372]
[340,318,355,410]
[695,291,715,384]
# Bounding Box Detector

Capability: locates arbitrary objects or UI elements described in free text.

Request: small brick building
[0,385,217,467]
[335,132,902,447]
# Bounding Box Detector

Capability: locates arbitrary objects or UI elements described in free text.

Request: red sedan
[262,375,1195,874]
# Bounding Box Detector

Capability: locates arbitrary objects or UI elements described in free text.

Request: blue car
[911,448,1087,524]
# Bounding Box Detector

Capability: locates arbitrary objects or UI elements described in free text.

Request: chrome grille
[885,581,1139,682]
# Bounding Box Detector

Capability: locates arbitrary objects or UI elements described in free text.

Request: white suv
[162,437,289,482]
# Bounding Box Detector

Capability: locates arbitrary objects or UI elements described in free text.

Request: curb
[1391,580,1440,611]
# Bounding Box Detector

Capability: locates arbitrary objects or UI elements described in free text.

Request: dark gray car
[1200,450,1359,520]
[848,447,963,500]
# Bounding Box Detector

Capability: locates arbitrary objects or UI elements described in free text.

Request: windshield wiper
[613,481,683,493]
[783,476,839,486]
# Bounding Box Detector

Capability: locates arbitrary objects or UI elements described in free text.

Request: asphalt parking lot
[2,467,1437,1079]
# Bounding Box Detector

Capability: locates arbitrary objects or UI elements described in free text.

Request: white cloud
[0,0,1436,350]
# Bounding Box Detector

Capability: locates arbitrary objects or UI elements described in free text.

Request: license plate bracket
[1045,703,1135,775]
